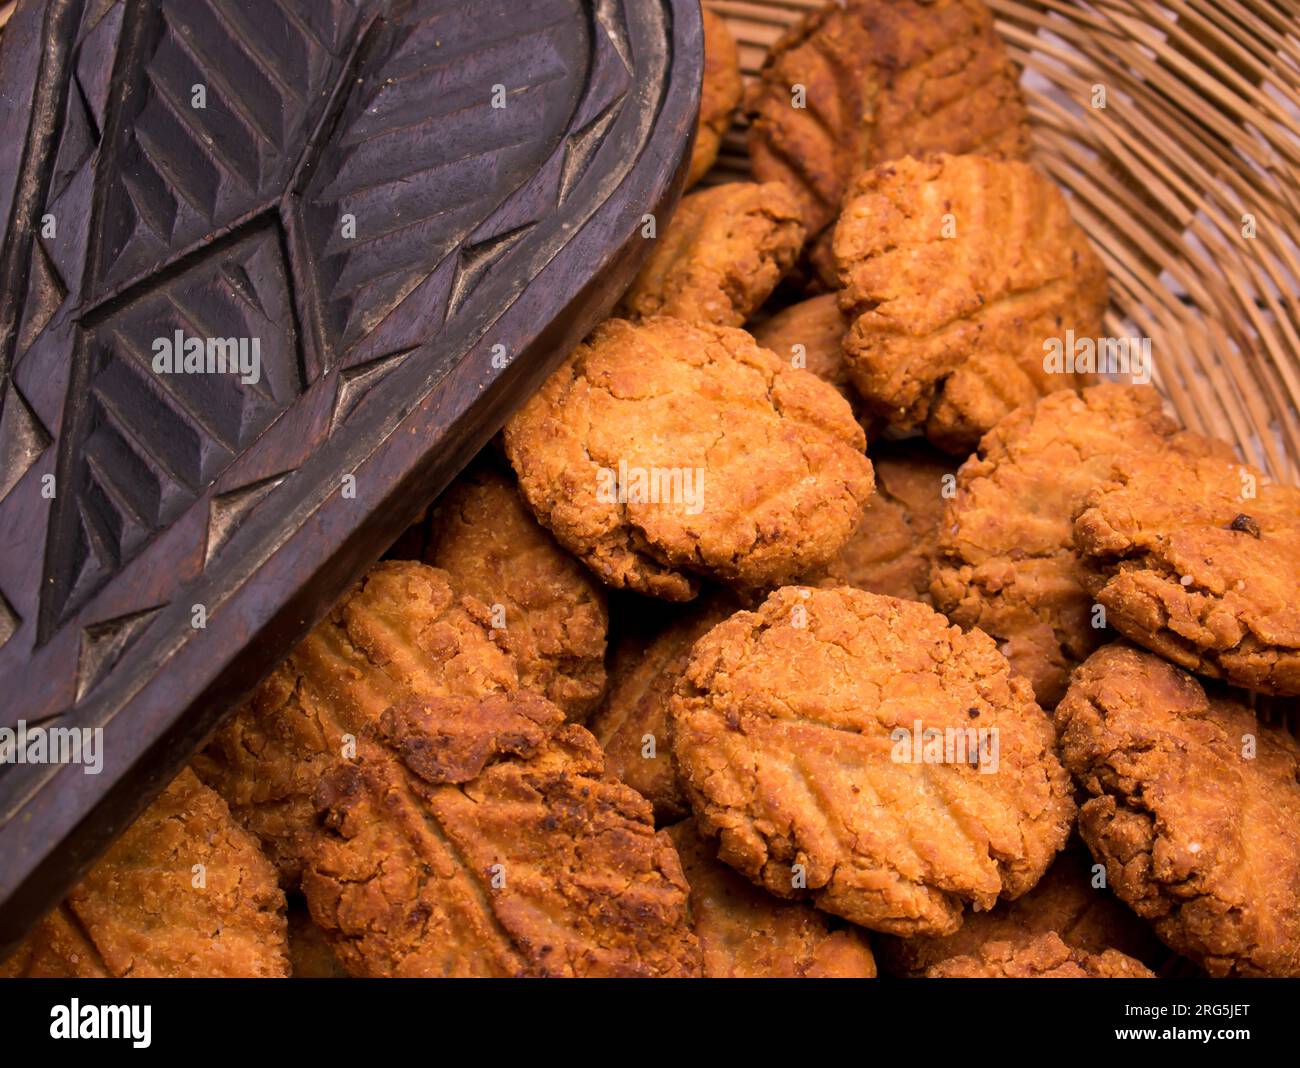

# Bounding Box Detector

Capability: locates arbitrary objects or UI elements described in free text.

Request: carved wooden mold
[0,0,701,946]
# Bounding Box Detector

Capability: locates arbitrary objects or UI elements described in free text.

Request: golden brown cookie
[930,385,1227,707]
[746,0,1030,286]
[302,692,702,977]
[1074,451,1300,696]
[670,586,1075,936]
[686,10,743,190]
[1,769,288,978]
[503,317,875,600]
[617,182,805,327]
[194,560,518,883]
[876,844,1163,976]
[925,931,1154,978]
[668,818,877,977]
[589,597,738,822]
[1057,644,1300,977]
[821,441,953,602]
[426,464,608,719]
[833,154,1107,451]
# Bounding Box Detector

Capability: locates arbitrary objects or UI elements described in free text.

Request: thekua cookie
[833,154,1107,451]
[504,317,875,600]
[746,0,1030,288]
[1057,644,1300,977]
[670,585,1075,936]
[1074,450,1300,695]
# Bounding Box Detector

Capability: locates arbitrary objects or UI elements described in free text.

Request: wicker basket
[707,0,1300,485]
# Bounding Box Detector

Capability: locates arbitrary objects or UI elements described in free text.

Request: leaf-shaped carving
[294,1,589,367]
[91,0,363,297]
[41,226,299,633]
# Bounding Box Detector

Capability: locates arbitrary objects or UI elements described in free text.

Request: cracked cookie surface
[930,385,1228,706]
[617,182,805,327]
[426,464,608,719]
[1057,644,1300,977]
[2,768,288,978]
[925,930,1154,977]
[503,317,875,599]
[302,692,702,977]
[669,586,1075,936]
[833,154,1108,451]
[1074,451,1300,695]
[746,0,1030,287]
[194,560,518,884]
[668,818,877,977]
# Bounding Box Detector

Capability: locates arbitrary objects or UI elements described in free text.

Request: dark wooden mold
[0,0,701,949]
